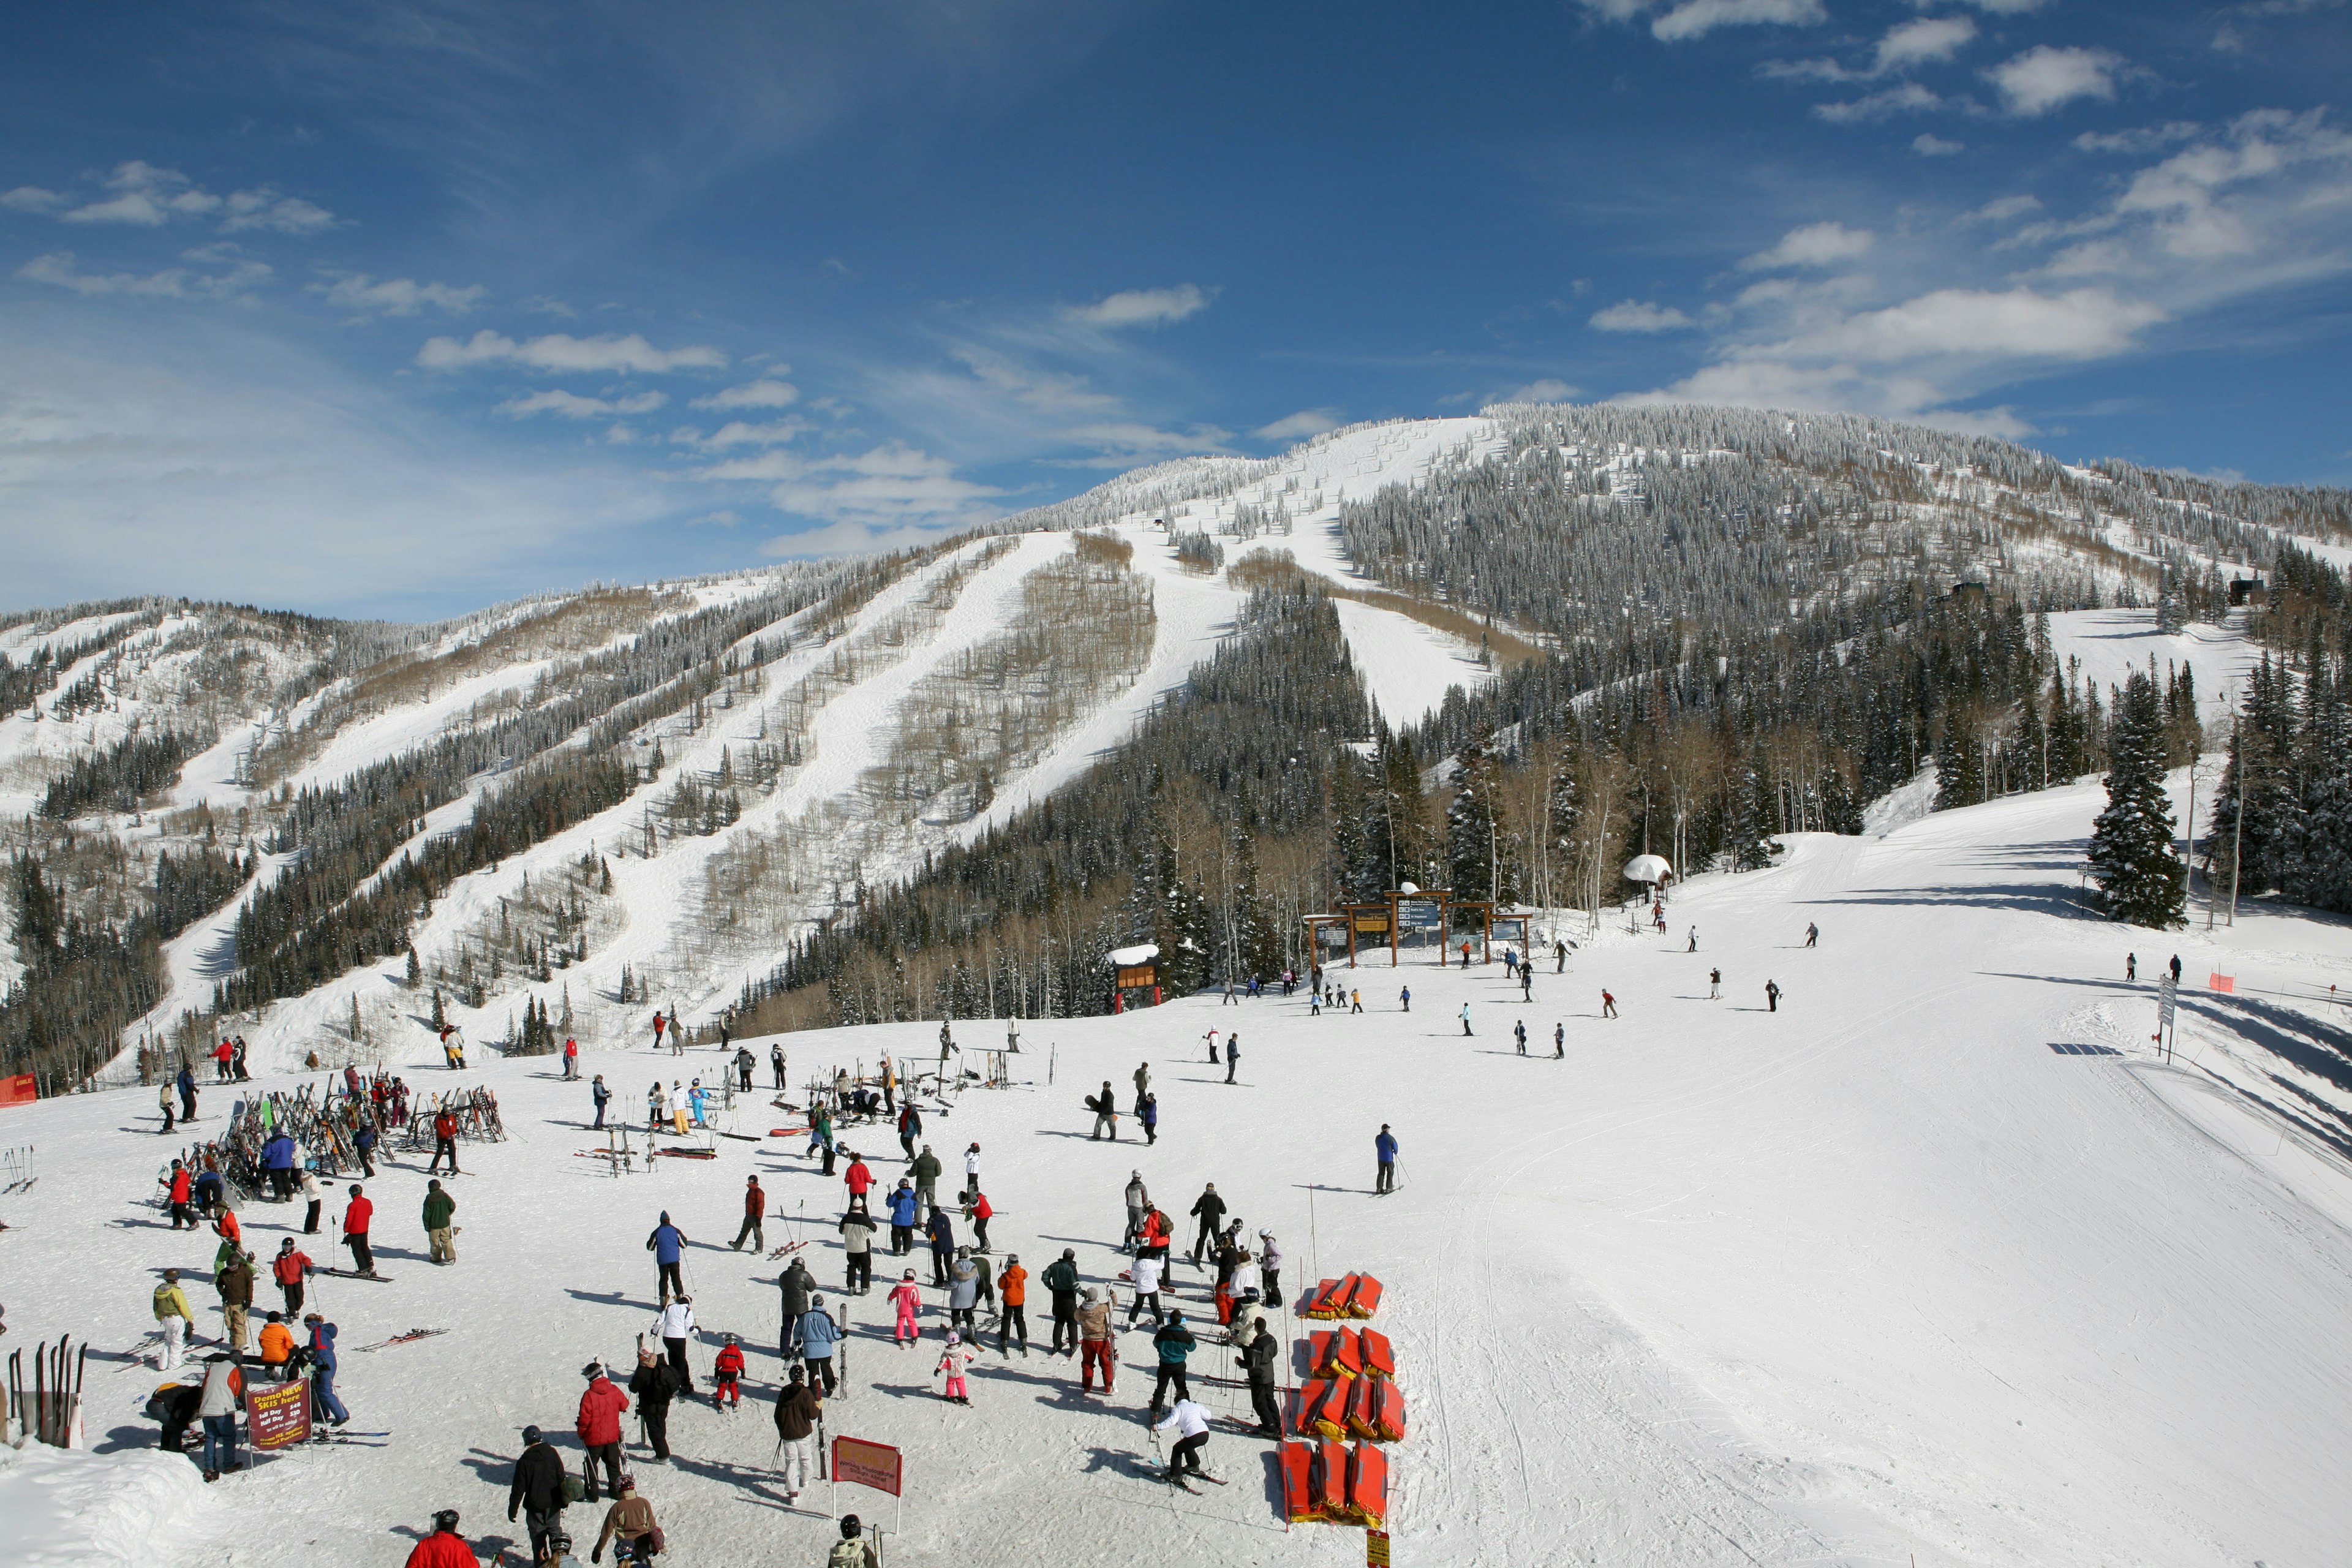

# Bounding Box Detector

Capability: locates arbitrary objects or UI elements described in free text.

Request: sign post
[2157,974,2178,1063]
[1367,1526,1392,1566]
[246,1375,313,1452]
[831,1434,904,1553]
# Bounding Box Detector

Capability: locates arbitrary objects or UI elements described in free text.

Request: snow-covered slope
[6,765,2350,1566]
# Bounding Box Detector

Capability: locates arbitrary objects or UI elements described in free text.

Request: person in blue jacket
[590,1074,610,1131]
[305,1314,350,1427]
[888,1181,919,1256]
[352,1120,377,1178]
[176,1065,198,1123]
[924,1205,956,1287]
[647,1212,688,1303]
[1374,1125,1399,1196]
[795,1293,840,1394]
[1149,1310,1197,1417]
[262,1131,298,1201]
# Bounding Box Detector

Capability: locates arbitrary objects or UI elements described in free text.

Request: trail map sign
[832,1434,903,1496]
[1367,1527,1392,1566]
[246,1376,312,1450]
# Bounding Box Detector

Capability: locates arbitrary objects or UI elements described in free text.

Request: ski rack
[0,1144,32,1193]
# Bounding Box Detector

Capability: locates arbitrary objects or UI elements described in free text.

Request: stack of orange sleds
[1280,1267,1401,1529]
[1280,1438,1389,1526]
[1299,1272,1384,1320]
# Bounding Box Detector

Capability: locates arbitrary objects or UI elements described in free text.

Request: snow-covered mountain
[1,405,2345,1091]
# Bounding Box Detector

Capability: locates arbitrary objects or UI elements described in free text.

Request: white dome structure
[1623,854,1673,885]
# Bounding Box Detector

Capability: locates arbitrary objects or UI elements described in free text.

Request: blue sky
[2,0,2346,617]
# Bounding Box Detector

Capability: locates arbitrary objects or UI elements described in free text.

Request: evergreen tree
[1729,763,1782,871]
[404,944,421,987]
[2087,671,2186,927]
[1446,728,1508,900]
[431,987,446,1032]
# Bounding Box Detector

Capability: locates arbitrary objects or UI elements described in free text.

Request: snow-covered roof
[1106,943,1161,967]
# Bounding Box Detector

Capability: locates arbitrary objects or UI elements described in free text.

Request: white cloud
[676,418,805,448]
[1915,0,2046,11]
[701,442,1003,535]
[1,186,65,213]
[311,273,486,317]
[2075,122,2203,154]
[497,388,667,419]
[1913,133,1967,156]
[1781,285,2163,361]
[1064,284,1216,329]
[1254,408,1345,440]
[1986,46,2127,117]
[2108,107,2352,262]
[1741,221,1876,270]
[16,247,271,301]
[415,330,726,374]
[1589,299,1697,332]
[1965,194,2043,224]
[220,189,336,235]
[1876,15,1977,70]
[1054,421,1235,467]
[1651,0,1827,41]
[1501,379,1580,403]
[687,510,741,528]
[47,161,336,233]
[1814,83,1945,122]
[691,377,799,410]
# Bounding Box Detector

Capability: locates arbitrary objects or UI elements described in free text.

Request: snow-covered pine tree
[2088,670,2185,927]
[1446,728,1506,900]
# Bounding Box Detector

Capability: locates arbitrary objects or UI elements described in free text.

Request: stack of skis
[6,1335,88,1447]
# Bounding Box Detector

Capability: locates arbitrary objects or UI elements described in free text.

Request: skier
[158,1081,176,1134]
[839,1206,877,1294]
[1805,922,1819,949]
[888,1270,924,1347]
[591,1477,662,1562]
[771,1042,787,1090]
[1765,979,1781,1014]
[2127,952,2137,980]
[1239,1311,1281,1436]
[1122,1172,1150,1252]
[647,1212,687,1303]
[652,1011,666,1050]
[628,1346,680,1462]
[1148,1311,1197,1416]
[563,1036,581,1081]
[1351,989,1363,1014]
[911,1144,942,1221]
[402,1510,476,1567]
[1044,1248,1081,1355]
[257,1311,296,1380]
[1514,1020,1527,1055]
[1521,966,1533,1002]
[964,1139,982,1191]
[1601,989,1618,1019]
[843,1150,874,1207]
[774,1364,821,1506]
[712,1334,745,1410]
[177,1063,197,1123]
[591,1075,610,1130]
[735,1045,755,1092]
[271,1239,314,1317]
[831,1516,880,1568]
[656,1294,696,1393]
[306,1314,349,1428]
[1087,1083,1118,1141]
[924,1203,956,1287]
[1375,1125,1399,1195]
[2169,953,2182,983]
[1687,925,1697,952]
[897,1101,921,1162]
[887,1181,919,1255]
[342,1185,377,1278]
[1076,1287,1115,1393]
[1204,1027,1221,1063]
[424,1179,457,1265]
[1126,1251,1166,1327]
[1141,1092,1159,1144]
[1131,1062,1150,1115]
[965,1188,993,1253]
[153,1268,196,1370]
[261,1129,296,1201]
[508,1425,570,1564]
[948,1251,979,1335]
[353,1118,377,1178]
[1188,1183,1227,1266]
[732,1175,766,1252]
[167,1159,194,1230]
[812,1102,837,1174]
[1553,1022,1564,1060]
[936,1331,973,1405]
[1709,967,1721,1000]
[1224,1033,1240,1085]
[1556,938,1569,973]
[576,1362,630,1501]
[998,1253,1029,1356]
[1399,985,1411,1013]
[1460,1002,1473,1038]
[1257,1230,1283,1306]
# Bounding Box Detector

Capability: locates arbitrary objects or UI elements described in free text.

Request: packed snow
[9,767,2351,1566]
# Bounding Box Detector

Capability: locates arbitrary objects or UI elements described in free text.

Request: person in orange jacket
[997,1253,1028,1357]
[257,1311,296,1379]
[712,1333,746,1409]
[575,1361,630,1501]
[402,1509,477,1567]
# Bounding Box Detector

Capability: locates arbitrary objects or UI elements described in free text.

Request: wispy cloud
[691,377,798,410]
[1063,284,1216,329]
[1985,46,2130,117]
[1740,221,1875,270]
[41,160,336,233]
[312,272,486,317]
[1253,408,1344,441]
[497,388,666,418]
[1913,134,1966,156]
[1589,300,1696,332]
[2075,122,2201,154]
[1,186,66,213]
[1814,83,1945,123]
[701,441,1003,537]
[1591,0,1828,43]
[16,247,271,300]
[415,330,726,373]
[1876,15,1977,70]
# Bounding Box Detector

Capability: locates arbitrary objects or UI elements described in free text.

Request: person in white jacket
[1153,1396,1213,1486]
[656,1296,698,1395]
[1125,1253,1164,1327]
[196,1354,242,1480]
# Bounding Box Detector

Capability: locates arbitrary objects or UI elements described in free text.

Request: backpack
[827,1539,873,1568]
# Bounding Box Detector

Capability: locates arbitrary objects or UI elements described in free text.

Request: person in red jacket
[712,1334,746,1409]
[213,1038,235,1082]
[965,1188,993,1253]
[843,1153,873,1207]
[271,1238,315,1317]
[342,1185,377,1278]
[167,1161,195,1230]
[732,1175,766,1252]
[402,1509,477,1567]
[575,1360,630,1501]
[428,1108,462,1175]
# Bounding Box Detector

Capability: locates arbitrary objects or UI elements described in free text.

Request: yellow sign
[1367,1528,1391,1567]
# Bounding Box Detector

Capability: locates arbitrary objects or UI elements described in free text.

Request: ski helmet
[432,1510,459,1531]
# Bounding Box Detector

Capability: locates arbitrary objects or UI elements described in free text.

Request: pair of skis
[356,1329,445,1352]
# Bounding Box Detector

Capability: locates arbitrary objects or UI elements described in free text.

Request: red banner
[2209,973,2236,993]
[246,1376,313,1450]
[831,1434,903,1497]
[0,1074,36,1107]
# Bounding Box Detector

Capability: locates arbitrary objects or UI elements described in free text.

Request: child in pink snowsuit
[888,1270,923,1346]
[937,1332,971,1404]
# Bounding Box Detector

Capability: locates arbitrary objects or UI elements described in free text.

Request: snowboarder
[1044,1249,1080,1355]
[1375,1125,1398,1194]
[733,1176,766,1252]
[1076,1287,1114,1392]
[657,1294,696,1393]
[423,1179,457,1265]
[508,1426,570,1563]
[998,1253,1028,1356]
[342,1184,377,1278]
[1087,1083,1118,1141]
[774,1365,821,1504]
[1601,989,1618,1019]
[1188,1183,1226,1265]
[839,1207,876,1294]
[1149,1312,1197,1416]
[888,1271,924,1346]
[576,1362,629,1501]
[153,1268,195,1369]
[1460,1003,1473,1037]
[712,1334,745,1409]
[629,1348,681,1462]
[1765,979,1781,1014]
[937,1332,973,1404]
[647,1212,688,1302]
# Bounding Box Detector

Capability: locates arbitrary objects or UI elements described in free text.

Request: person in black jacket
[1187,1184,1226,1266]
[924,1205,955,1287]
[628,1349,680,1461]
[507,1425,568,1561]
[1239,1315,1281,1436]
